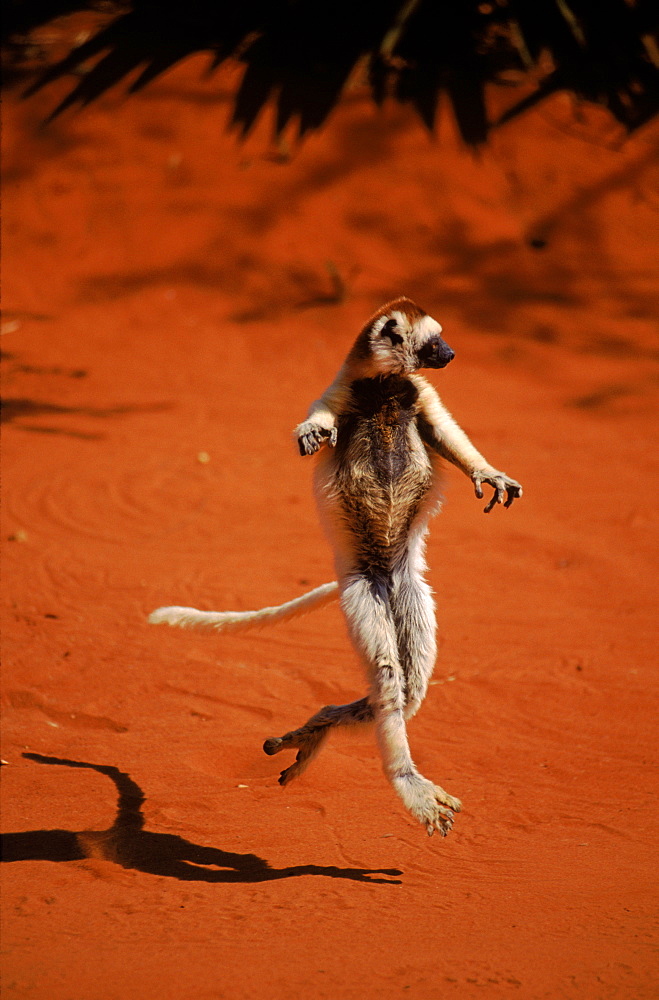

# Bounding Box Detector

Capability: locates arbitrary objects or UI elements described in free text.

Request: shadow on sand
[1,398,173,439]
[1,754,402,885]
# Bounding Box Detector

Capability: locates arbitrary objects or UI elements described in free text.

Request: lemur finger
[328,427,338,448]
[438,792,461,813]
[427,817,451,837]
[504,484,521,507]
[439,814,455,835]
[278,759,302,786]
[473,476,483,499]
[484,479,508,512]
[483,488,498,514]
[298,435,319,456]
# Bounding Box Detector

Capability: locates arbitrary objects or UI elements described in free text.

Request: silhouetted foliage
[4,0,659,142]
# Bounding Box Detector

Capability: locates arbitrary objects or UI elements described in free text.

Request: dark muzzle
[418,337,455,369]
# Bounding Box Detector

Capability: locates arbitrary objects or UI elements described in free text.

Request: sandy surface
[2,45,658,1000]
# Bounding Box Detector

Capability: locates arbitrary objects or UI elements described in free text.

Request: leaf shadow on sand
[1,399,174,440]
[1,754,402,885]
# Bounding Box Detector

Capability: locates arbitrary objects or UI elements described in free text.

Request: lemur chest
[335,376,432,486]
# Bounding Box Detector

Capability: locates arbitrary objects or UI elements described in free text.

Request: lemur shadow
[1,754,402,885]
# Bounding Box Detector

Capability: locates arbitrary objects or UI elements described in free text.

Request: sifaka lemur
[149,298,522,836]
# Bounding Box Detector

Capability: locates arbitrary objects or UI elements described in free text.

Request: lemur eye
[381,318,404,346]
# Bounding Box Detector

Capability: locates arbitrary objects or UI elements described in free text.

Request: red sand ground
[2,41,658,1000]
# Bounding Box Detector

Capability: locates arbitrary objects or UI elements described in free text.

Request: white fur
[149,581,338,632]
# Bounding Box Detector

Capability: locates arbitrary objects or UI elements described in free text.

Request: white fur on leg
[391,773,462,837]
[390,554,438,719]
[339,575,400,668]
[339,572,459,836]
[373,667,461,837]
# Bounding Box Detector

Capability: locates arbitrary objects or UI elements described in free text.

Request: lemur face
[368,300,455,375]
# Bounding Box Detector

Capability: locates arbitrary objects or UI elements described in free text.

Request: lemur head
[353,297,455,376]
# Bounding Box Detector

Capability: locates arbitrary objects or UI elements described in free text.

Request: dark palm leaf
[4,0,658,142]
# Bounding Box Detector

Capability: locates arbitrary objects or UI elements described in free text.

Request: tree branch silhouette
[4,1,658,143]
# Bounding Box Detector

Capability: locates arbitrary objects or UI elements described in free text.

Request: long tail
[148,581,339,633]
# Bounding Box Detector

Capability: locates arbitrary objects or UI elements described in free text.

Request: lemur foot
[276,754,306,787]
[392,774,462,837]
[263,728,327,786]
[297,421,338,456]
[262,735,302,785]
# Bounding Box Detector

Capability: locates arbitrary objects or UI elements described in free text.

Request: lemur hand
[472,470,523,513]
[297,422,338,456]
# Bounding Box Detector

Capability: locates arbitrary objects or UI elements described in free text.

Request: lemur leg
[263,697,373,786]
[389,554,462,828]
[342,571,460,836]
[389,549,438,719]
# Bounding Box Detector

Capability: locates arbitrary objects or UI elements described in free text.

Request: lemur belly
[317,376,436,574]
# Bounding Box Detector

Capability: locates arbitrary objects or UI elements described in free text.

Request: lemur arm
[295,367,353,456]
[412,375,523,512]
